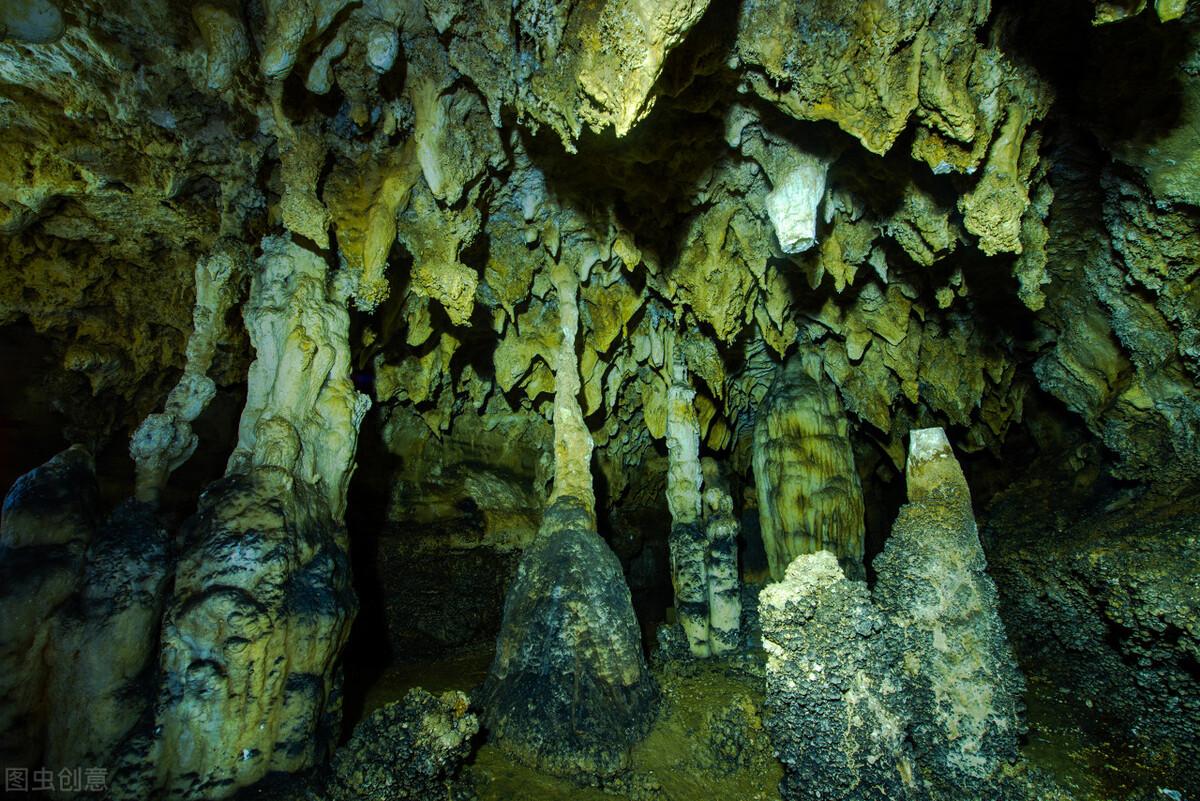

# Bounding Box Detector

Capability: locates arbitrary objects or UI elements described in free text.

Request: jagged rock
[481,497,658,778]
[760,551,912,801]
[761,428,1023,801]
[987,477,1200,797]
[325,688,478,801]
[753,354,866,580]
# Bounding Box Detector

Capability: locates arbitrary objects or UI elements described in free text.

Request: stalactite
[128,244,244,504]
[547,260,596,517]
[112,235,367,800]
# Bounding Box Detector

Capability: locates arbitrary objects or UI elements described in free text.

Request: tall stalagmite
[665,344,711,656]
[482,260,657,778]
[109,235,368,800]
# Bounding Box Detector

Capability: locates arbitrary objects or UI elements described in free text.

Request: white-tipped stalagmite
[753,353,866,580]
[906,426,971,504]
[128,245,244,504]
[665,344,710,656]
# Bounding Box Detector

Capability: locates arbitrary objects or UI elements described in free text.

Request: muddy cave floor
[308,636,1172,801]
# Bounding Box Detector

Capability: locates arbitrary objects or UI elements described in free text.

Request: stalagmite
[872,427,1024,799]
[704,477,742,656]
[753,353,866,580]
[482,258,656,778]
[128,246,243,504]
[761,428,1024,801]
[665,345,711,656]
[0,449,171,789]
[111,235,368,800]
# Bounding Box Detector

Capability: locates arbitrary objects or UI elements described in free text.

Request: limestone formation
[481,498,658,778]
[0,449,170,790]
[227,234,370,520]
[482,255,656,779]
[753,354,866,580]
[703,479,742,657]
[761,429,1023,801]
[665,347,710,656]
[988,473,1200,797]
[3,2,1200,798]
[129,246,244,504]
[873,428,1025,798]
[325,688,479,801]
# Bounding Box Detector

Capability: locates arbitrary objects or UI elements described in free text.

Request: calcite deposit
[761,429,1023,801]
[2,0,1200,799]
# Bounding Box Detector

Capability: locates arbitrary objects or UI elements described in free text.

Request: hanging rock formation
[481,261,657,779]
[761,428,1023,801]
[754,354,866,580]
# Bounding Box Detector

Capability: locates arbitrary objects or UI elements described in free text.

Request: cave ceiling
[2,0,1199,511]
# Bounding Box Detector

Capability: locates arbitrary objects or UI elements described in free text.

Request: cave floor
[348,648,1177,801]
[1022,673,1179,800]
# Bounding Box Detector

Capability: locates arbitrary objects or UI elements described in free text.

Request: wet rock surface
[324,687,478,801]
[480,497,658,779]
[987,477,1200,798]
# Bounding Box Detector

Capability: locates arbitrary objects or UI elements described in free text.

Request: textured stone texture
[761,430,1023,801]
[481,497,658,778]
[325,688,478,801]
[987,477,1200,797]
[110,468,355,800]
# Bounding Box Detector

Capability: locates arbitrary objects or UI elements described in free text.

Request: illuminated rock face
[753,355,866,581]
[481,265,656,779]
[3,0,1200,797]
[761,429,1023,801]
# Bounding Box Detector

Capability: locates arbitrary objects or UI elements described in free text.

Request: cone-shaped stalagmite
[482,262,656,778]
[753,353,865,580]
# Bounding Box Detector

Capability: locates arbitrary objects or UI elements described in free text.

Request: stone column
[665,345,711,657]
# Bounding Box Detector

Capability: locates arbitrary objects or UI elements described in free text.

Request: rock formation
[325,688,479,801]
[987,473,1200,798]
[2,0,1200,798]
[481,260,656,779]
[761,428,1023,801]
[753,354,866,580]
[107,234,368,800]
